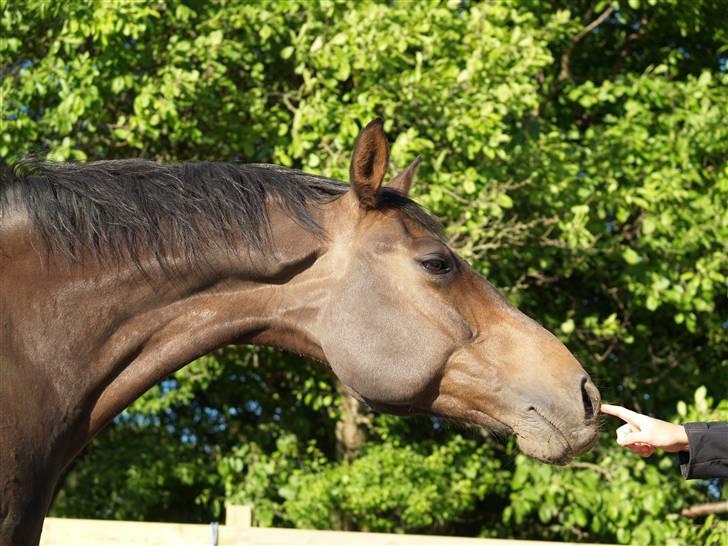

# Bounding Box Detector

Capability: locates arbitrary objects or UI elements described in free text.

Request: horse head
[314,119,600,464]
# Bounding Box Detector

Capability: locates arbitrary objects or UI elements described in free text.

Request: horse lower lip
[515,409,577,463]
[570,425,600,456]
[516,432,573,465]
[520,409,600,462]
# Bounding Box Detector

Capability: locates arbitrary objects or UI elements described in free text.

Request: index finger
[600,404,644,426]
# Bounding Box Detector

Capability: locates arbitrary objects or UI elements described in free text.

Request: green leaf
[622,247,641,265]
[496,193,513,208]
[560,318,575,334]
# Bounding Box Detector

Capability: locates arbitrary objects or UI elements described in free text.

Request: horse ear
[350,118,389,208]
[388,156,421,196]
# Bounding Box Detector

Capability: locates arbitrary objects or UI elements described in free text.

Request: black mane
[0,159,440,271]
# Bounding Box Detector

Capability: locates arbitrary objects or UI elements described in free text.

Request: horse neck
[91,205,334,431]
[0,198,336,545]
[4,199,333,455]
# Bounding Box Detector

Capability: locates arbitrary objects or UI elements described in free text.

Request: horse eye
[421,258,452,275]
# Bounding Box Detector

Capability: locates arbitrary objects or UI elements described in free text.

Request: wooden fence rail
[40,505,612,546]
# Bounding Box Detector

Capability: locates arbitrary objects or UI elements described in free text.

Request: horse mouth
[465,406,596,465]
[514,407,598,465]
[515,418,574,465]
[360,397,597,466]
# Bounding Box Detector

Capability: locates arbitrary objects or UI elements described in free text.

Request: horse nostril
[580,376,595,420]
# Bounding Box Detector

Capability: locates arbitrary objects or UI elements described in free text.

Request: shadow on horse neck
[0,119,600,546]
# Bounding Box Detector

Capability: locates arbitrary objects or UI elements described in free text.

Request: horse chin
[515,434,574,465]
[513,417,599,465]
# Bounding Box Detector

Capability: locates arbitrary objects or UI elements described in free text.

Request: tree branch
[681,501,728,518]
[569,461,613,480]
[558,5,616,82]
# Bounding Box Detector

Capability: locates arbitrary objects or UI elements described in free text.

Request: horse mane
[0,159,440,271]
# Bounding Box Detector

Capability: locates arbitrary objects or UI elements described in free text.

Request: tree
[2,1,726,543]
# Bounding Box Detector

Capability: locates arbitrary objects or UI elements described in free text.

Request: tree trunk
[331,382,372,530]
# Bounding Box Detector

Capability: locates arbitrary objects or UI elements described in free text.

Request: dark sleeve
[677,422,728,479]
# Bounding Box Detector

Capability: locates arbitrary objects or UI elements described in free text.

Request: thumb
[617,432,644,446]
[616,424,647,446]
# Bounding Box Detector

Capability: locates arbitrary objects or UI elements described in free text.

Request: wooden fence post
[225,504,252,529]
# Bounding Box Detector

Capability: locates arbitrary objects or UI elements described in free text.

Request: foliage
[3,0,726,543]
[281,437,509,533]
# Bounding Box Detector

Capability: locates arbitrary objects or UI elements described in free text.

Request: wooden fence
[40,505,612,546]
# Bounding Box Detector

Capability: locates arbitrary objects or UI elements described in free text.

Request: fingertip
[600,404,643,426]
[600,404,624,417]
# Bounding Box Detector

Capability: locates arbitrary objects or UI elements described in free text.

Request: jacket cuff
[679,422,709,479]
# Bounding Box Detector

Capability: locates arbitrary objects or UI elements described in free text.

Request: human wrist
[673,424,689,451]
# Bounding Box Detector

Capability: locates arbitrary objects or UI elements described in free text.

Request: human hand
[600,404,689,457]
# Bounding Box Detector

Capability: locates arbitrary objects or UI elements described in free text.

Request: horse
[0,119,600,545]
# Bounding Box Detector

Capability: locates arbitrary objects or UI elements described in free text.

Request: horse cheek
[319,279,450,405]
